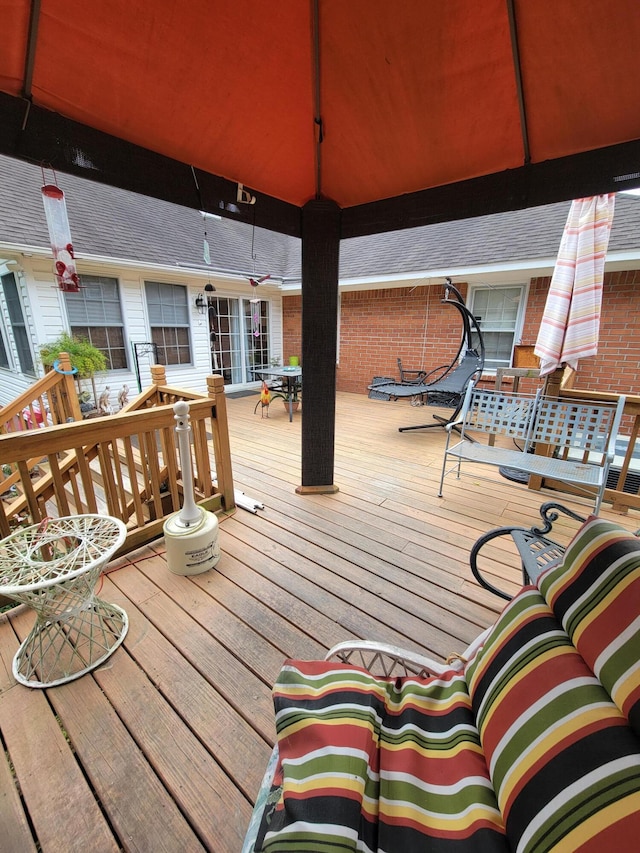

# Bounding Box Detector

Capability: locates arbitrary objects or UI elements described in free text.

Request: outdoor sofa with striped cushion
[247,517,640,852]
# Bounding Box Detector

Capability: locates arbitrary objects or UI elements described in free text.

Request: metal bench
[438,385,626,513]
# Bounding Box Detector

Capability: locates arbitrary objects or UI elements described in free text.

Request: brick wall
[524,271,640,395]
[282,271,640,397]
[282,294,302,365]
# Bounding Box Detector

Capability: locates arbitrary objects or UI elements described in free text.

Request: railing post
[58,351,82,422]
[150,364,167,386]
[206,374,236,512]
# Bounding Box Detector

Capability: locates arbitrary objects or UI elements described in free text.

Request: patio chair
[244,515,640,852]
[368,279,486,432]
[469,500,587,600]
[397,348,484,431]
[396,358,428,384]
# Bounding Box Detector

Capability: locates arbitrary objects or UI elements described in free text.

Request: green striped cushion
[465,586,640,853]
[256,659,508,852]
[538,516,640,736]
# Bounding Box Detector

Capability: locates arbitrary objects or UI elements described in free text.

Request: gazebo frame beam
[3,91,640,240]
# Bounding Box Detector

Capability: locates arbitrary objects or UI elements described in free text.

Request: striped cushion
[538,516,640,736]
[256,659,508,852]
[465,586,640,853]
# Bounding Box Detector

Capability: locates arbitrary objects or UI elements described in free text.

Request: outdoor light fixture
[195,293,206,314]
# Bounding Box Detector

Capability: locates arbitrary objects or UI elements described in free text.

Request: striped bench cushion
[256,659,508,852]
[538,516,640,736]
[465,587,640,853]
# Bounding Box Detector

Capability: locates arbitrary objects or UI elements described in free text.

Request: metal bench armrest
[470,501,587,600]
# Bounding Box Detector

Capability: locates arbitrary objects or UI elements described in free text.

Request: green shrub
[39,332,106,378]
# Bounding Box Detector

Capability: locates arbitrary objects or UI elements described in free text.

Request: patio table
[256,366,302,422]
[0,514,128,688]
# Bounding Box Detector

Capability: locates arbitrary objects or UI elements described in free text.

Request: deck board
[1,390,638,852]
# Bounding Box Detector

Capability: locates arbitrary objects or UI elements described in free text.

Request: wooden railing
[0,364,235,553]
[0,352,82,501]
[0,351,82,434]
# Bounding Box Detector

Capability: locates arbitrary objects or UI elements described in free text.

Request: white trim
[278,249,640,295]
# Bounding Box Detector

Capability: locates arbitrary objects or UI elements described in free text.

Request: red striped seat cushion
[538,516,640,736]
[465,587,640,853]
[256,659,508,852]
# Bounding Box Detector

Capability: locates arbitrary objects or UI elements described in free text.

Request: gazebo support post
[296,198,340,495]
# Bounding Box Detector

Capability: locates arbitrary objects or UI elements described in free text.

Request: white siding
[0,254,285,406]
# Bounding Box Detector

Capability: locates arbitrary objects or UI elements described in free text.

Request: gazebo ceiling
[1,0,640,237]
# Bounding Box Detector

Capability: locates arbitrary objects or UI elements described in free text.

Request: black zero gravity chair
[369,279,485,433]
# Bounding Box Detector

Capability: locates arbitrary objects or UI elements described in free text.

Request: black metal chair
[396,358,428,385]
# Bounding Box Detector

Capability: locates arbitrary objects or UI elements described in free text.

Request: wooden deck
[2,390,639,852]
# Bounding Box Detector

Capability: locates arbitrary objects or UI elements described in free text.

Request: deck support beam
[297,198,341,495]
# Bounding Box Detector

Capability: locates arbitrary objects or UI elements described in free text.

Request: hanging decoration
[250,297,262,337]
[247,211,271,288]
[202,213,217,292]
[203,211,212,265]
[41,169,80,292]
[249,273,271,288]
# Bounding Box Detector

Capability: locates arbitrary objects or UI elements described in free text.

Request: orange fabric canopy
[1,0,640,225]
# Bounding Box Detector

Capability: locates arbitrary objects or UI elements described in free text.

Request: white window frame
[1,271,35,375]
[145,281,192,366]
[207,294,274,384]
[65,274,128,371]
[468,283,527,372]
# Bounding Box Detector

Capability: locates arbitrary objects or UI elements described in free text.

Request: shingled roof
[1,154,639,283]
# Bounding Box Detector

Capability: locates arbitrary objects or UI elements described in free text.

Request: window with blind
[145,281,192,365]
[65,275,127,370]
[1,272,35,375]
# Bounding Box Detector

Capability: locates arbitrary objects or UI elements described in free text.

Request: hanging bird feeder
[41,180,80,292]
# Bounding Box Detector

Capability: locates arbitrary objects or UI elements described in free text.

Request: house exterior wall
[283,271,640,397]
[282,294,302,366]
[520,270,640,395]
[0,256,284,408]
[284,283,475,395]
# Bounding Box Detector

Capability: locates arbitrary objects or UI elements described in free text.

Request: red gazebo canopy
[1,0,639,237]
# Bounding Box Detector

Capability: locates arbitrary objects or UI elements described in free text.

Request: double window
[468,285,525,371]
[65,275,127,369]
[145,281,191,365]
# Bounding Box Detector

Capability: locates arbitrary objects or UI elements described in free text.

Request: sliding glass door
[207,296,270,384]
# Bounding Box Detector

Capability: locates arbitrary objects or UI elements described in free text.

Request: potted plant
[39,332,107,409]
